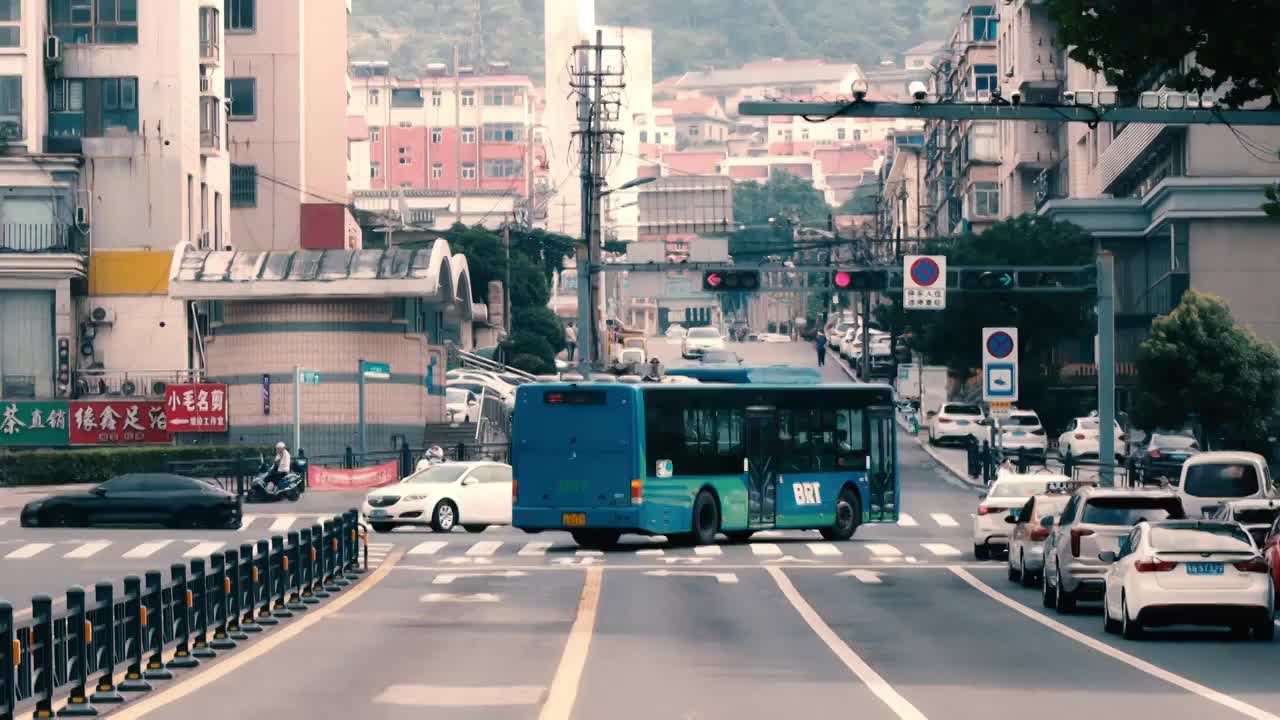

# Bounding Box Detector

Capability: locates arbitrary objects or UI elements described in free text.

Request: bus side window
[835,408,865,469]
[779,409,812,473]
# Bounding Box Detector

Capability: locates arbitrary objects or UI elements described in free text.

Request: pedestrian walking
[564,322,578,361]
[815,330,827,367]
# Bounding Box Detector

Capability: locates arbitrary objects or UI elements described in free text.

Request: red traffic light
[833,271,852,289]
[705,271,724,289]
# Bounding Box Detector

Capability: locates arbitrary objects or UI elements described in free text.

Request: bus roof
[664,365,826,384]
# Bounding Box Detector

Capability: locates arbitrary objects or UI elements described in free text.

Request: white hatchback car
[929,402,989,446]
[1100,520,1274,640]
[362,461,512,534]
[1176,451,1275,519]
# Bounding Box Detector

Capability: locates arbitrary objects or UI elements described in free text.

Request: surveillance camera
[1061,90,1075,104]
[908,81,928,103]
[850,78,869,102]
[1009,89,1023,105]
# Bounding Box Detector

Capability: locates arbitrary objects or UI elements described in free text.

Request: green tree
[1134,290,1280,450]
[504,306,566,373]
[508,251,550,309]
[510,227,577,284]
[1045,0,1280,108]
[442,224,508,302]
[729,170,830,260]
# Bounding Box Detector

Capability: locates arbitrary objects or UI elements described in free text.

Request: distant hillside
[349,0,968,81]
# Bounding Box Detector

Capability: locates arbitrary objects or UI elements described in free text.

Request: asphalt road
[8,339,1279,719]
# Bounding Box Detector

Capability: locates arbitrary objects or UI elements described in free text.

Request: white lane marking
[838,569,882,584]
[238,515,258,530]
[64,541,111,559]
[866,543,902,557]
[807,543,842,557]
[122,540,172,559]
[408,541,448,556]
[442,557,493,565]
[419,593,500,603]
[7,543,53,559]
[634,548,665,556]
[951,568,1280,720]
[645,570,738,584]
[432,571,526,585]
[754,530,784,538]
[921,543,962,557]
[750,543,783,556]
[185,542,226,558]
[466,541,502,557]
[518,542,552,556]
[693,545,722,556]
[897,513,919,527]
[768,567,927,719]
[375,684,544,707]
[269,515,297,532]
[575,549,603,557]
[0,518,11,527]
[538,566,603,720]
[930,513,959,527]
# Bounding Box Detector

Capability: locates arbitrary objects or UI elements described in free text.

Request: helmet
[276,442,286,450]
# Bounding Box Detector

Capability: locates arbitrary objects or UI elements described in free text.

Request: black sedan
[1128,432,1201,485]
[20,473,242,529]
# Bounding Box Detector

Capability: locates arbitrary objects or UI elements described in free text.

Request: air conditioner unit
[75,203,90,227]
[89,306,115,325]
[45,36,62,64]
[199,76,213,94]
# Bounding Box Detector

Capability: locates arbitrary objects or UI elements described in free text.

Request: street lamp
[600,175,656,197]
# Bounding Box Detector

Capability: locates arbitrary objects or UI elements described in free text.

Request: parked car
[20,474,242,529]
[1175,451,1274,519]
[681,327,725,358]
[1100,520,1273,640]
[994,409,1049,462]
[928,403,989,446]
[1212,499,1280,549]
[1127,431,1200,485]
[1042,486,1185,611]
[1057,416,1128,462]
[362,461,513,533]
[1006,492,1073,585]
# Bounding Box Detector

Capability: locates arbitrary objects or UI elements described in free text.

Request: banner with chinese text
[0,401,71,446]
[307,460,399,490]
[68,400,171,445]
[164,383,229,432]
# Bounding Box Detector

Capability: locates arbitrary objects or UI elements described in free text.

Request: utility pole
[453,45,463,225]
[1097,250,1117,486]
[382,65,391,247]
[503,221,512,334]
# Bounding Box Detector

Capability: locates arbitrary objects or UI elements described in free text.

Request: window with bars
[230,164,257,207]
[461,127,476,144]
[431,163,443,179]
[0,0,19,48]
[51,0,137,44]
[482,124,522,142]
[431,128,442,144]
[48,77,139,139]
[461,163,476,180]
[483,159,523,178]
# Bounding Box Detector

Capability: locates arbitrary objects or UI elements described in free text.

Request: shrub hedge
[0,446,272,487]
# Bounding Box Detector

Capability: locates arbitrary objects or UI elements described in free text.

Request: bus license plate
[1187,562,1223,576]
[562,513,587,527]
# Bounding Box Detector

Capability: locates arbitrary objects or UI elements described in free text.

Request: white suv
[995,410,1049,461]
[928,403,989,446]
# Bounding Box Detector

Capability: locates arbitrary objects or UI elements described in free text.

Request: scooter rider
[265,441,292,492]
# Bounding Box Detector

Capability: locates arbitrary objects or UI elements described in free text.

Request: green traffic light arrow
[998,272,1014,288]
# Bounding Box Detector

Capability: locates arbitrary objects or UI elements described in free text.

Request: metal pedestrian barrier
[0,509,366,720]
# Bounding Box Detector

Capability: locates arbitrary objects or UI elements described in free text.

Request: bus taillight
[630,479,643,505]
[512,478,518,504]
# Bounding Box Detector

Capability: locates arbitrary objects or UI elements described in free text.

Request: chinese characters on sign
[68,401,171,445]
[164,383,229,432]
[0,401,71,446]
[903,287,946,308]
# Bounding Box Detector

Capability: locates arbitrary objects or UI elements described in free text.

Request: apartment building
[878,132,927,242]
[655,96,730,148]
[0,0,230,402]
[225,0,355,251]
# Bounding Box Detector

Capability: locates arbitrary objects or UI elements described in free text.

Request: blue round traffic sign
[909,257,941,287]
[986,331,1015,359]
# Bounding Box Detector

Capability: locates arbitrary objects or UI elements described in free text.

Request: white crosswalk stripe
[465,541,502,557]
[408,541,448,556]
[7,543,53,559]
[576,549,603,557]
[693,545,722,556]
[866,543,903,557]
[239,515,259,530]
[807,543,842,557]
[750,543,783,556]
[269,515,297,532]
[897,513,919,527]
[185,542,226,558]
[921,543,963,557]
[635,548,665,556]
[122,540,172,559]
[930,513,959,527]
[64,541,112,559]
[517,542,552,556]
[0,518,10,528]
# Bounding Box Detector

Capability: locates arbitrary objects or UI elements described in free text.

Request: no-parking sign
[982,327,1018,403]
[903,255,947,310]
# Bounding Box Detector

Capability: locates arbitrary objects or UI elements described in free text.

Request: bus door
[745,405,778,526]
[866,405,898,522]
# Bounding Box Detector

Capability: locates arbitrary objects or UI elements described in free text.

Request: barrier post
[344,511,363,577]
[238,543,261,633]
[285,532,307,611]
[207,555,236,650]
[223,550,247,640]
[31,595,55,718]
[333,516,352,585]
[0,601,14,720]
[116,577,150,693]
[309,524,330,599]
[167,564,198,670]
[322,521,343,592]
[57,587,97,716]
[89,583,123,703]
[298,528,319,605]
[141,571,172,681]
[270,536,293,618]
[255,541,279,626]
[188,560,215,659]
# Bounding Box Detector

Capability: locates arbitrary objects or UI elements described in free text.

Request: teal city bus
[511,382,899,548]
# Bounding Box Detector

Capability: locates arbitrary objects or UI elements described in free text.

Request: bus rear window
[543,390,607,406]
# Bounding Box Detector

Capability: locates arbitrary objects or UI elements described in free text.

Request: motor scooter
[246,460,303,503]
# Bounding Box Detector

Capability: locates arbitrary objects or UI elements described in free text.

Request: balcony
[72,369,203,399]
[200,127,221,155]
[1010,122,1059,169]
[0,224,87,254]
[198,7,220,65]
[199,40,220,65]
[199,97,221,156]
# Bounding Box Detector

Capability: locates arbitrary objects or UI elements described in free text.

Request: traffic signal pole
[1097,251,1117,486]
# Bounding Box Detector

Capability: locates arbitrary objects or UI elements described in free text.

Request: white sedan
[362,461,512,534]
[974,473,1071,559]
[681,327,725,358]
[1058,416,1128,461]
[1101,519,1274,640]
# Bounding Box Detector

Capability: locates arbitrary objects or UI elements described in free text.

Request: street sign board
[361,361,391,381]
[982,327,1018,403]
[299,370,321,385]
[903,255,947,310]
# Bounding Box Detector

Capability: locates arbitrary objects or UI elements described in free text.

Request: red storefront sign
[68,400,171,445]
[307,460,399,490]
[164,383,229,432]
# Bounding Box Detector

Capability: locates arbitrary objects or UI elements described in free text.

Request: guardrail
[0,510,365,720]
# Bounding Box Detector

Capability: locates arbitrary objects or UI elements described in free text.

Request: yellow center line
[538,566,603,720]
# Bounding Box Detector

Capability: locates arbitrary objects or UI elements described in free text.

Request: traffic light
[1016,270,1085,288]
[961,270,1015,291]
[832,269,888,291]
[702,269,760,292]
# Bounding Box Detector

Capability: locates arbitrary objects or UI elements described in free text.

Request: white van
[1176,451,1274,518]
